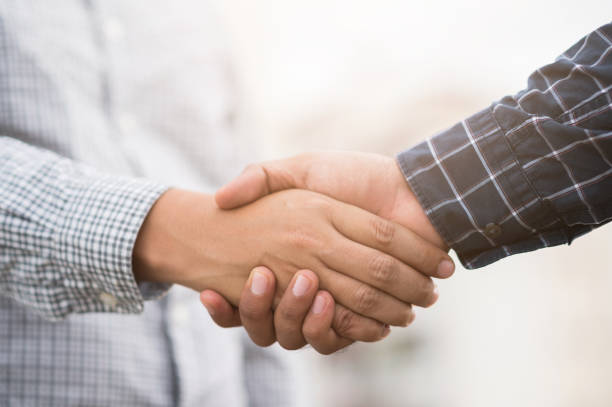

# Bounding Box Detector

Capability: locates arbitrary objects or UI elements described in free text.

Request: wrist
[132,188,256,304]
[132,188,214,285]
[390,161,449,251]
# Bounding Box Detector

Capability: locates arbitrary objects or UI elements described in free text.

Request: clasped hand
[134,152,454,355]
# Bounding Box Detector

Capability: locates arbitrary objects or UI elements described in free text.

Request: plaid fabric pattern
[397,22,612,269]
[0,1,290,406]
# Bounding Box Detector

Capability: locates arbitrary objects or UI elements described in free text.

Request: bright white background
[213,2,612,405]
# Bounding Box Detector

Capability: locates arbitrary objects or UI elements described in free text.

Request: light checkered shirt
[398,22,612,269]
[0,1,291,406]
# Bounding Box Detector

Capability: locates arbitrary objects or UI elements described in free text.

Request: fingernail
[312,293,326,314]
[437,259,455,278]
[382,324,391,338]
[250,270,267,296]
[292,274,312,297]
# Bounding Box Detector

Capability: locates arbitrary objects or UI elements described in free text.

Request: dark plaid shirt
[397,22,612,269]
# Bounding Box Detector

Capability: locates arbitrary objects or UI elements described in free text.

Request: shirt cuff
[51,173,170,317]
[396,107,567,269]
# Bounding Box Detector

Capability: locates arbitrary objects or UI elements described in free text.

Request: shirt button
[484,223,502,239]
[99,292,119,309]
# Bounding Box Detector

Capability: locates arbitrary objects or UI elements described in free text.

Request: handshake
[133,151,455,354]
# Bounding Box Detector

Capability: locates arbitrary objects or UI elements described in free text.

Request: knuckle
[287,228,321,251]
[371,217,395,245]
[368,255,398,286]
[332,307,384,342]
[302,194,332,213]
[354,285,380,314]
[333,307,356,337]
[313,196,332,212]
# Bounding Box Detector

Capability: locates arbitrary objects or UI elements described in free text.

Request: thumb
[215,164,271,209]
[215,160,301,209]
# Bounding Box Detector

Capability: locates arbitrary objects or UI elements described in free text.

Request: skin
[201,266,390,353]
[201,152,453,353]
[133,186,452,345]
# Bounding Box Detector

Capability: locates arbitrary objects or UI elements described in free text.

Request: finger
[215,160,299,210]
[322,238,438,307]
[316,264,416,326]
[239,267,277,347]
[331,303,395,342]
[274,270,319,350]
[275,270,386,349]
[329,202,455,279]
[200,290,242,327]
[302,291,354,354]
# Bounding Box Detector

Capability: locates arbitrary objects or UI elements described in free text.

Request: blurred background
[209,1,612,406]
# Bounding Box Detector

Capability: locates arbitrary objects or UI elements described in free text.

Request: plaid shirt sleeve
[397,22,612,269]
[0,136,170,319]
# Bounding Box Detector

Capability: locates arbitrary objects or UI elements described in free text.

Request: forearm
[133,189,229,291]
[132,188,263,305]
[0,136,168,319]
[397,23,612,268]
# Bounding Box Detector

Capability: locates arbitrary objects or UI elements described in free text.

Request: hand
[201,151,454,353]
[133,188,449,329]
[215,151,448,253]
[201,267,373,354]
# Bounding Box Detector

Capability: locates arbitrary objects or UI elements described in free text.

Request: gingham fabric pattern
[0,1,290,406]
[0,137,168,319]
[397,22,612,269]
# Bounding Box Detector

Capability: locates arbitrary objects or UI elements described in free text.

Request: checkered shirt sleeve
[397,22,612,269]
[0,136,169,319]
